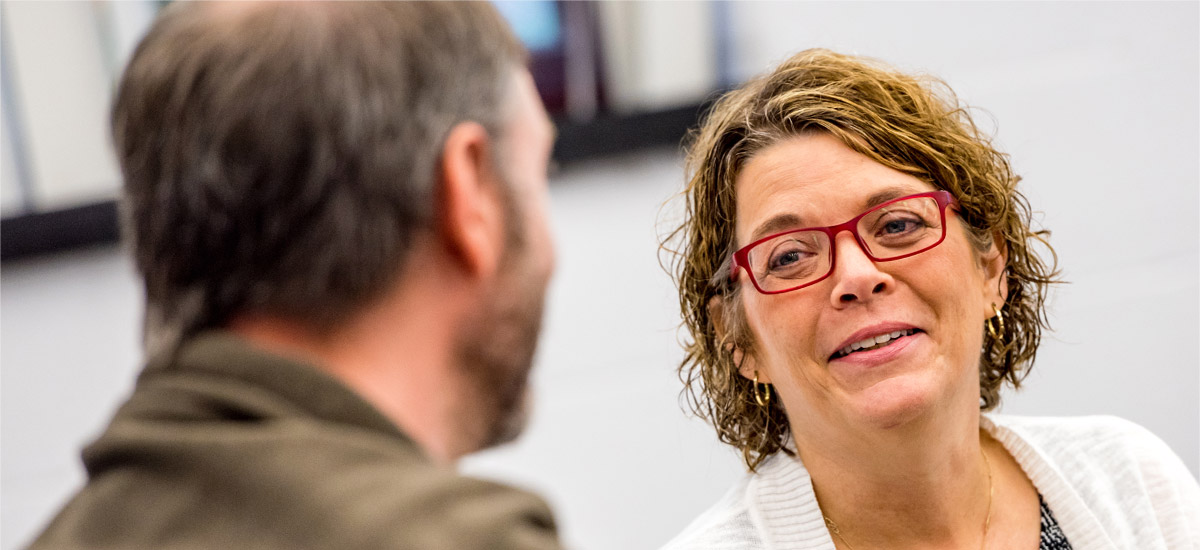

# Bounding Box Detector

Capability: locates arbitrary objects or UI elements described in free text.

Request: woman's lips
[828,329,923,366]
[831,328,920,359]
[829,323,923,361]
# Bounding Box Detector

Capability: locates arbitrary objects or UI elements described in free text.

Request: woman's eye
[882,219,921,234]
[770,250,804,269]
[878,217,921,236]
[767,240,816,271]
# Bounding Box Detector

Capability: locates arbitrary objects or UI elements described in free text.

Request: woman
[662,49,1198,550]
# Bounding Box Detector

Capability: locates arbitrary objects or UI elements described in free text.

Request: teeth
[836,329,915,358]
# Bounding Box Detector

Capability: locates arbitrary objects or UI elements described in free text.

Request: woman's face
[731,133,1006,438]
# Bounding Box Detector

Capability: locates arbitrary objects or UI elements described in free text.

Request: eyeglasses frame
[729,190,959,295]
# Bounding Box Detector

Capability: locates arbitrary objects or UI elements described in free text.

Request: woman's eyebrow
[750,213,805,242]
[864,186,920,209]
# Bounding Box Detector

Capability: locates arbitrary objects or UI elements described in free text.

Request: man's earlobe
[437,122,504,279]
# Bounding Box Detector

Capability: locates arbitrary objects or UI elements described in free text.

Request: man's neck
[228,265,475,466]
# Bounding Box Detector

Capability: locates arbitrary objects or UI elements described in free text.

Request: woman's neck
[792,407,993,549]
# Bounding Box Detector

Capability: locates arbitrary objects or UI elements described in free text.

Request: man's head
[448,69,557,452]
[113,1,556,456]
[114,1,533,354]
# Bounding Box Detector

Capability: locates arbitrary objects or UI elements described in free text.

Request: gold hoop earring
[752,371,771,407]
[986,303,1006,341]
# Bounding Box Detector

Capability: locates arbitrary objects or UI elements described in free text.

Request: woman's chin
[842,373,944,430]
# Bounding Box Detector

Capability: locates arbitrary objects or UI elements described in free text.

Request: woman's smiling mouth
[831,328,921,360]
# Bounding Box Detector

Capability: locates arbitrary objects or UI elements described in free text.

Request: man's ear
[981,231,1009,313]
[708,294,766,384]
[437,121,504,279]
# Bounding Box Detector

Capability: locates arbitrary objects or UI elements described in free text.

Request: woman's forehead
[732,135,934,239]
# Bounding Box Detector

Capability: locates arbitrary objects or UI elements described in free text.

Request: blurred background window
[0,0,724,258]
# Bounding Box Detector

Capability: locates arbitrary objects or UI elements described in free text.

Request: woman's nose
[828,231,892,308]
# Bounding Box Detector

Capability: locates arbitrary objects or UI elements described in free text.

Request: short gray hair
[112,2,527,357]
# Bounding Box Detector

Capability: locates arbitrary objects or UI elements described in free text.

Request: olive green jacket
[30,332,561,550]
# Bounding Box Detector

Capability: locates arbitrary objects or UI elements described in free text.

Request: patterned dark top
[1039,493,1073,550]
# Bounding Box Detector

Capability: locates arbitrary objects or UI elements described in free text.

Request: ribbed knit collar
[748,414,1116,550]
[981,415,1116,550]
[749,446,837,549]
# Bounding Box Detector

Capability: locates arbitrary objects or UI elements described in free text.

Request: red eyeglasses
[730,191,958,295]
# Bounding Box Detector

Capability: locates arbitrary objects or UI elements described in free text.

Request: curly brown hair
[663,49,1060,471]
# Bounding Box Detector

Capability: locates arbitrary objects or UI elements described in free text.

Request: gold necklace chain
[823,448,994,550]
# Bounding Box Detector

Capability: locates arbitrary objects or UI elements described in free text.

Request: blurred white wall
[1,105,24,215]
[598,1,718,113]
[1,2,1197,550]
[2,2,120,210]
[1,246,145,549]
[0,1,155,214]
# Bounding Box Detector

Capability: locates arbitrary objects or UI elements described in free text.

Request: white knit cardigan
[661,415,1200,550]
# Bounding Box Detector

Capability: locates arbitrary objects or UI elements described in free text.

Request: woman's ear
[708,294,766,383]
[981,231,1009,312]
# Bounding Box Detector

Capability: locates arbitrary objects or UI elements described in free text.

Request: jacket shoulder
[32,405,560,550]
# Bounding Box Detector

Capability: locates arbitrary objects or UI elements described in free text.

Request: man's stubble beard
[451,183,549,454]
